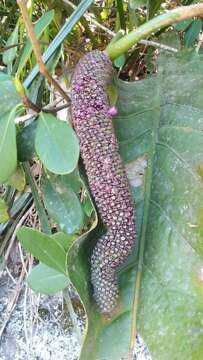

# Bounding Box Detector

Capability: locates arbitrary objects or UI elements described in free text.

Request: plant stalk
[106,4,203,59]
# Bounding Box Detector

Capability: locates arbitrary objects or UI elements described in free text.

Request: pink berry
[108,106,118,117]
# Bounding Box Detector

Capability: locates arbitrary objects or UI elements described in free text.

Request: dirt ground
[0,269,151,360]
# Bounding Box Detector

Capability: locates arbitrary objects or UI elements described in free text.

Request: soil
[0,270,152,360]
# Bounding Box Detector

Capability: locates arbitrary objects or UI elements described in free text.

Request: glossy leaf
[35,112,79,174]
[17,227,67,274]
[17,10,55,75]
[0,73,20,115]
[0,109,17,184]
[66,52,203,360]
[27,263,69,295]
[42,172,84,234]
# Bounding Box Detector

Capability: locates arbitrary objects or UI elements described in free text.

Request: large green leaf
[0,109,17,184]
[0,73,20,115]
[35,112,79,174]
[66,52,203,360]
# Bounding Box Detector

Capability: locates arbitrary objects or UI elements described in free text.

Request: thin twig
[43,97,65,110]
[17,0,70,103]
[140,39,178,52]
[18,242,28,275]
[0,41,49,53]
[5,266,17,284]
[15,114,35,124]
[23,96,42,113]
[0,42,24,53]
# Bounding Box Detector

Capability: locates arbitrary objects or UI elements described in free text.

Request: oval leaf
[35,112,79,174]
[17,227,67,274]
[27,263,69,295]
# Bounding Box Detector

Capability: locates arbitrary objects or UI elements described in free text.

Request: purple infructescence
[71,50,136,316]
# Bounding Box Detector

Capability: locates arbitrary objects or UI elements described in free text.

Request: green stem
[106,3,203,59]
[22,162,51,234]
[116,0,126,31]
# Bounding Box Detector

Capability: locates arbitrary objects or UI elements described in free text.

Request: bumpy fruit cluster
[71,50,136,316]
